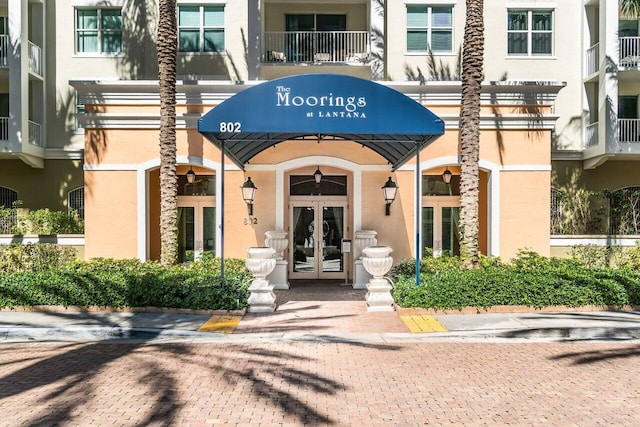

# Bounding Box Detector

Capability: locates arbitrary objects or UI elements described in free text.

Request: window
[406,5,453,53]
[0,186,17,234]
[550,188,563,234]
[610,186,640,235]
[68,187,84,219]
[76,8,122,54]
[178,5,225,53]
[507,9,553,56]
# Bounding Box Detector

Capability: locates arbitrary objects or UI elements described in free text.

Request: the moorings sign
[275,85,368,119]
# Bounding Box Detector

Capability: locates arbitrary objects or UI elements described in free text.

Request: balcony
[584,122,598,149]
[263,31,370,64]
[585,43,598,76]
[28,120,42,147]
[620,37,640,67]
[618,119,640,143]
[28,41,42,76]
[0,117,7,141]
[0,37,43,76]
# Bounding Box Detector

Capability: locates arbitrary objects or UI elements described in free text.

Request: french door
[177,197,216,263]
[422,198,460,257]
[290,199,347,279]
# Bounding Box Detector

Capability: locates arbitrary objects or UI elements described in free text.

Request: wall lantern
[241,177,257,215]
[442,167,453,185]
[314,166,323,185]
[186,168,196,184]
[382,176,398,216]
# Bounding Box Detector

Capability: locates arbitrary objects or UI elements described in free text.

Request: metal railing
[584,121,598,148]
[618,118,640,143]
[263,31,370,63]
[585,43,598,76]
[28,120,42,147]
[0,35,7,67]
[620,37,640,67]
[28,40,42,76]
[0,117,8,141]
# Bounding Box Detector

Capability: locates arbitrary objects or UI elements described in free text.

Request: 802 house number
[243,217,257,225]
[219,122,241,132]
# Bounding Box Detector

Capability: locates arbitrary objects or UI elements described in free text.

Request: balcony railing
[618,119,640,143]
[585,43,598,76]
[584,122,598,148]
[28,41,42,76]
[0,35,7,67]
[28,120,42,147]
[263,31,370,64]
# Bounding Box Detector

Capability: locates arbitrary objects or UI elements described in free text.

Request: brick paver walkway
[1,341,638,426]
[235,280,409,334]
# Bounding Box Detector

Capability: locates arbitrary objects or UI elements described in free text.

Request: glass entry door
[290,200,347,279]
[423,199,460,257]
[177,198,216,263]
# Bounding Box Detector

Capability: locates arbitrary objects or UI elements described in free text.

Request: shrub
[0,243,77,274]
[391,250,640,310]
[0,257,251,310]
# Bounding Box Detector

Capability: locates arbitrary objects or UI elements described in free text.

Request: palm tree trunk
[458,0,484,268]
[157,0,178,266]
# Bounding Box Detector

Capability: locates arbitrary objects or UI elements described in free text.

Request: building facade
[0,0,638,282]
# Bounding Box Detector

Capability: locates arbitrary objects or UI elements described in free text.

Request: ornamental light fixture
[442,167,453,185]
[241,177,257,215]
[314,166,323,186]
[382,176,398,216]
[186,168,196,184]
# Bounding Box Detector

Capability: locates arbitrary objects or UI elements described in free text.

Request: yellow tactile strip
[198,315,242,333]
[400,315,448,333]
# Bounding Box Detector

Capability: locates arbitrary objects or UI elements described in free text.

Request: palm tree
[458,0,484,268]
[157,0,178,266]
[620,0,640,18]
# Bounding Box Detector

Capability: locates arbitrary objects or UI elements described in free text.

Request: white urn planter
[264,230,288,260]
[246,247,277,313]
[362,245,395,312]
[354,230,378,260]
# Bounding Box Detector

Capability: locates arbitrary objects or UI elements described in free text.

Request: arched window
[68,186,84,219]
[0,186,18,233]
[550,188,564,234]
[610,186,640,235]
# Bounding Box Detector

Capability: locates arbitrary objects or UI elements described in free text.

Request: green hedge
[0,257,252,311]
[390,252,640,310]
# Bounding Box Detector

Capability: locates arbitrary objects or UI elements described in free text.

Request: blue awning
[198,74,444,170]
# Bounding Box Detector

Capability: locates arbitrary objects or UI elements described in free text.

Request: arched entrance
[198,73,445,284]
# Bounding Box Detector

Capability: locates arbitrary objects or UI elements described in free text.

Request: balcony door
[177,197,216,263]
[285,14,346,61]
[422,198,460,257]
[619,96,639,143]
[290,199,347,279]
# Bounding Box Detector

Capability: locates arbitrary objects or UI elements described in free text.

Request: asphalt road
[0,341,638,426]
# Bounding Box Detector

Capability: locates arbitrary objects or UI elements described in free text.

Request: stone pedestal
[354,230,377,260]
[353,259,372,289]
[362,246,395,312]
[353,230,377,290]
[268,260,289,289]
[246,247,277,313]
[265,230,289,290]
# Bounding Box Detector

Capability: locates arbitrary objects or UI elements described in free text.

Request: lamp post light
[382,176,398,216]
[241,177,257,216]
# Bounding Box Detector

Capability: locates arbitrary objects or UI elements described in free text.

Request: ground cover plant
[390,249,640,310]
[0,245,251,311]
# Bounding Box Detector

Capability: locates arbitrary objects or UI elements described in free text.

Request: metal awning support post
[220,139,225,280]
[415,140,421,287]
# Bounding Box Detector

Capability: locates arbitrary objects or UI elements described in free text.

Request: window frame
[75,7,123,55]
[406,4,454,54]
[506,8,554,57]
[178,4,226,54]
